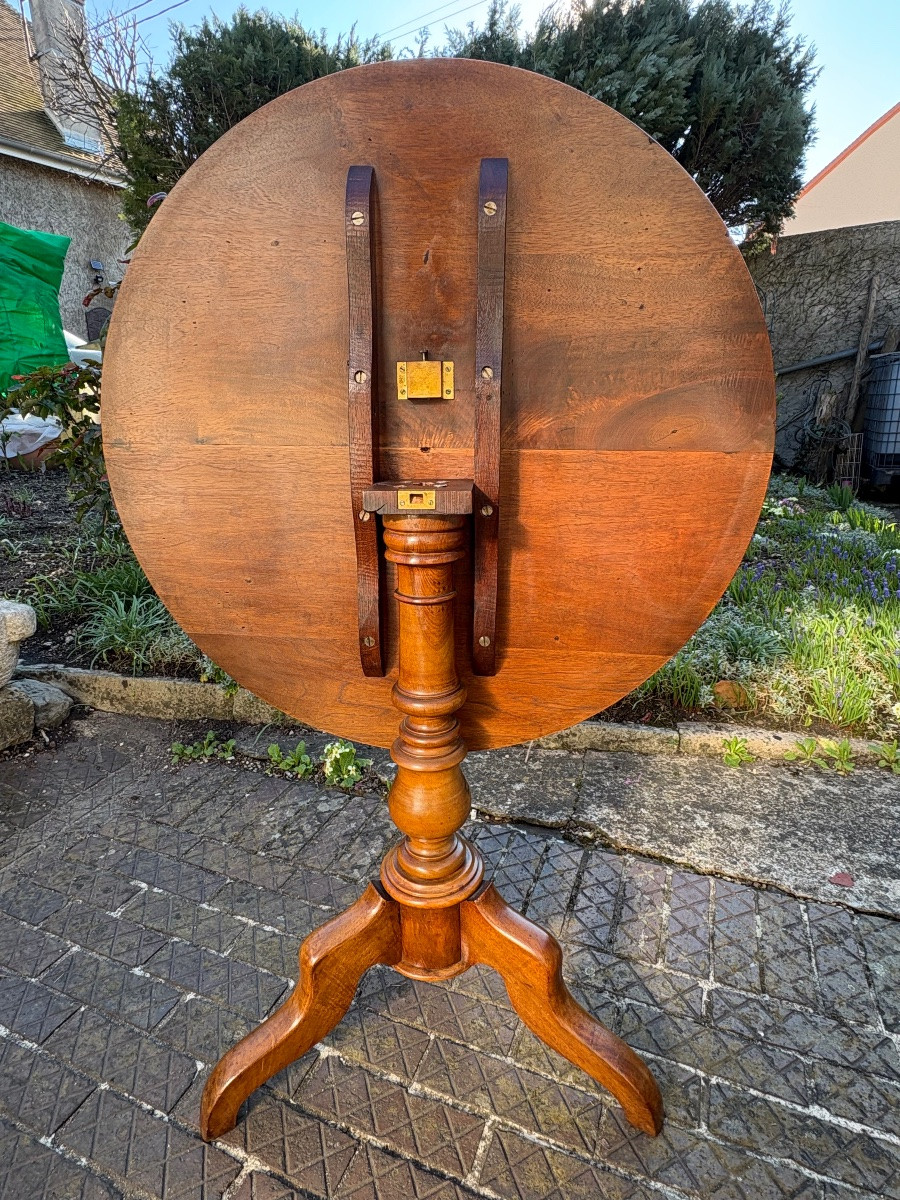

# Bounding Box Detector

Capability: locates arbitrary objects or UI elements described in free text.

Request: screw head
[481,504,493,517]
[358,511,370,522]
[363,636,375,647]
[354,370,368,384]
[445,389,452,396]
[483,200,497,216]
[351,210,365,225]
[481,366,494,380]
[399,388,407,397]
[478,635,491,648]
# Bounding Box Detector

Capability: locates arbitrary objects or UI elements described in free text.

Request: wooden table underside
[103,59,774,751]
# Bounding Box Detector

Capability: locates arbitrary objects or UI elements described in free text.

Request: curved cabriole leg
[460,884,664,1137]
[201,884,401,1139]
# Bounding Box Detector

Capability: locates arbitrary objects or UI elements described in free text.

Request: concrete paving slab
[573,751,900,917]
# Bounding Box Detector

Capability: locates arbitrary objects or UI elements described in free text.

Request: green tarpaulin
[0,220,71,394]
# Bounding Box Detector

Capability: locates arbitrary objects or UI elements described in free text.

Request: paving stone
[266,1050,321,1103]
[810,1057,900,1138]
[115,847,227,903]
[95,818,202,863]
[296,1054,485,1179]
[447,962,512,1009]
[806,903,878,1026]
[414,1035,606,1154]
[55,1087,242,1198]
[490,829,551,910]
[858,913,900,1032]
[756,891,818,1007]
[154,995,252,1064]
[233,782,342,855]
[0,915,68,976]
[617,1004,811,1104]
[324,1004,431,1080]
[37,862,143,914]
[211,880,321,937]
[44,1005,197,1112]
[229,1172,307,1200]
[565,946,706,1018]
[179,838,294,893]
[595,1104,823,1198]
[42,901,170,967]
[324,812,398,882]
[144,941,287,1019]
[0,969,80,1042]
[295,795,388,878]
[612,858,668,965]
[561,847,623,952]
[0,1113,122,1200]
[0,1035,96,1135]
[221,1092,358,1194]
[336,1142,477,1199]
[712,879,762,991]
[65,830,148,870]
[466,748,583,828]
[0,874,67,924]
[467,822,518,871]
[523,839,585,936]
[230,925,303,979]
[707,1079,900,1197]
[118,888,245,955]
[640,1056,703,1130]
[358,971,518,1057]
[710,985,900,1077]
[477,1127,662,1200]
[41,949,182,1030]
[664,870,711,977]
[280,866,359,911]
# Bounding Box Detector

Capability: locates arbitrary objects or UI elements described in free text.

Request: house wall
[749,220,900,466]
[0,154,130,337]
[782,106,900,237]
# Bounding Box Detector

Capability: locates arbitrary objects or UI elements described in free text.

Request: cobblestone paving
[1,713,899,1199]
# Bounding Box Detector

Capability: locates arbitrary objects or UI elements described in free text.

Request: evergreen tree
[451,0,817,235]
[117,8,388,232]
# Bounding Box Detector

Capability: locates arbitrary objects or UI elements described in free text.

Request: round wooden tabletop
[103,58,774,750]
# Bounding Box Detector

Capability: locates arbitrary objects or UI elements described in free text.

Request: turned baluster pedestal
[200,514,663,1140]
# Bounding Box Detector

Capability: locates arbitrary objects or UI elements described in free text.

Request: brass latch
[397,359,454,400]
[396,488,436,509]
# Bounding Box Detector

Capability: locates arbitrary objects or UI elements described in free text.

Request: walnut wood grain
[104,58,774,749]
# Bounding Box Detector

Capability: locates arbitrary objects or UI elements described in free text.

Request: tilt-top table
[102,58,774,1140]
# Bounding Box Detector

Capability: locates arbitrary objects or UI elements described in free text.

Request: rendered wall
[750,220,900,466]
[782,108,900,237]
[0,155,129,336]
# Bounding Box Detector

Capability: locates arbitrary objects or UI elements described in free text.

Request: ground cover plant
[631,475,900,736]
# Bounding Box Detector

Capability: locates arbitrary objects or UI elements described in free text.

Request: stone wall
[0,155,130,338]
[749,220,900,466]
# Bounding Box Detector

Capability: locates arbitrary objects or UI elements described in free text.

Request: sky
[84,0,899,185]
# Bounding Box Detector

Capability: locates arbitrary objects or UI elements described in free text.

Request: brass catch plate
[397,360,454,400]
[396,488,436,510]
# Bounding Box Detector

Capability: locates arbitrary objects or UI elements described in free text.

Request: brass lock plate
[397,360,454,400]
[396,488,436,510]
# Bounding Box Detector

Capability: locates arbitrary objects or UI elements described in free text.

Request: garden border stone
[12,664,886,766]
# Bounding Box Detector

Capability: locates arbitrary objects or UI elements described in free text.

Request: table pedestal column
[200,515,663,1140]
